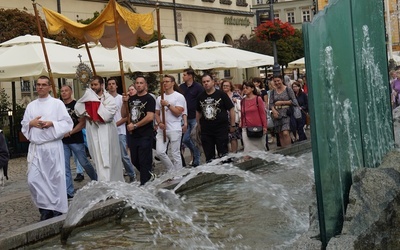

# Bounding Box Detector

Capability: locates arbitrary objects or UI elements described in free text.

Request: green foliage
[0,88,10,112]
[136,31,166,48]
[0,8,48,43]
[77,11,100,24]
[0,8,81,48]
[128,31,166,95]
[238,29,304,67]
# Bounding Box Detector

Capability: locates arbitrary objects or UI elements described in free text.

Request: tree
[238,29,304,67]
[0,88,11,112]
[0,8,81,48]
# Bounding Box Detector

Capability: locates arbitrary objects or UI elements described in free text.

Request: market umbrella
[0,35,80,81]
[288,57,305,68]
[79,43,188,73]
[193,41,274,68]
[0,35,122,81]
[142,39,220,70]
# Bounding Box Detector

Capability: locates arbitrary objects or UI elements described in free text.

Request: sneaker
[74,174,84,182]
[129,176,135,183]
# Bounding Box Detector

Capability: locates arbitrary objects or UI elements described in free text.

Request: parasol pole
[112,0,127,94]
[83,38,97,75]
[156,2,166,142]
[32,0,57,98]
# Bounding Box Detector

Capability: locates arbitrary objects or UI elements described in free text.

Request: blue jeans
[73,151,84,174]
[119,134,135,178]
[182,118,201,165]
[130,136,153,185]
[64,143,98,196]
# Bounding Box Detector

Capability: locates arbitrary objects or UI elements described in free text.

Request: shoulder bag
[242,97,263,138]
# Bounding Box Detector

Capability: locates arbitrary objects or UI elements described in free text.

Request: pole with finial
[32,0,57,97]
[156,1,166,142]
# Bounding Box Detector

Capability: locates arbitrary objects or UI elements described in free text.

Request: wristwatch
[167,103,171,108]
[133,124,137,130]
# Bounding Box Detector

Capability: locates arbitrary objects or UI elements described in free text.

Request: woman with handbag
[292,81,308,141]
[269,75,299,147]
[222,79,242,153]
[240,82,267,154]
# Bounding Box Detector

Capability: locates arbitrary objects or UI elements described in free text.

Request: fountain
[26,150,315,249]
[303,0,394,246]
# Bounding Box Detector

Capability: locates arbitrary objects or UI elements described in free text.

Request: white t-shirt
[112,94,126,135]
[156,91,186,132]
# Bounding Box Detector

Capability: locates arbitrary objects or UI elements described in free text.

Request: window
[302,10,311,22]
[287,12,295,23]
[256,0,263,3]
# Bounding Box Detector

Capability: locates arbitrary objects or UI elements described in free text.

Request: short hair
[107,77,119,85]
[92,75,104,84]
[135,75,147,83]
[164,74,176,83]
[61,84,72,91]
[201,73,213,81]
[183,68,195,77]
[242,81,259,95]
[221,79,234,92]
[38,75,50,85]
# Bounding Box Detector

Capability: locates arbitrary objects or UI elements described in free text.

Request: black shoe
[154,156,161,161]
[129,176,135,183]
[74,174,84,182]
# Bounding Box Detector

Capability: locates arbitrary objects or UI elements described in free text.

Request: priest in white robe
[21,76,73,221]
[75,76,124,182]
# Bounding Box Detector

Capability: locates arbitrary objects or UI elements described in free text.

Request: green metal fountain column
[303,0,394,247]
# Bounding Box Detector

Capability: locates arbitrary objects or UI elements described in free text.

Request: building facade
[251,0,316,30]
[0,0,254,103]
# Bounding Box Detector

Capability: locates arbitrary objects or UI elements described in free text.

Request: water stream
[30,151,314,249]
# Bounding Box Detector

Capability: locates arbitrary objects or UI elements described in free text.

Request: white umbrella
[288,57,305,68]
[142,39,219,70]
[79,43,188,73]
[193,41,274,68]
[0,35,124,80]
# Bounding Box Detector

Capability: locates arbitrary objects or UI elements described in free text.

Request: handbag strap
[242,96,262,127]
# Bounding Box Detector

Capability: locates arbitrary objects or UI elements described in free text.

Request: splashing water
[57,151,313,249]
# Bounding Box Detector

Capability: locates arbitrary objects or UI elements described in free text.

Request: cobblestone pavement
[0,129,310,237]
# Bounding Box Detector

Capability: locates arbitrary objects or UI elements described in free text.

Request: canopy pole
[156,3,166,142]
[32,0,57,98]
[112,0,126,94]
[83,38,97,75]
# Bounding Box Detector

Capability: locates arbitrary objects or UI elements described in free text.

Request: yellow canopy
[43,0,154,48]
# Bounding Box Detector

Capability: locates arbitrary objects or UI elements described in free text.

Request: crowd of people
[18,69,309,221]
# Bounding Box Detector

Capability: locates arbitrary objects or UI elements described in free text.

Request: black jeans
[200,129,229,163]
[130,136,153,185]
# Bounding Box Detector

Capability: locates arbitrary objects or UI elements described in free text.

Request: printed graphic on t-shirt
[66,107,79,124]
[130,100,147,123]
[200,97,221,120]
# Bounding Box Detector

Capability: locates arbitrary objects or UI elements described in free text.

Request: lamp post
[7,109,13,156]
[269,0,281,76]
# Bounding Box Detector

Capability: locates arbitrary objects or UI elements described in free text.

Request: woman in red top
[240,82,267,154]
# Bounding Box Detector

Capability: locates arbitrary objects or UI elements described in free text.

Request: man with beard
[122,76,155,185]
[75,76,124,182]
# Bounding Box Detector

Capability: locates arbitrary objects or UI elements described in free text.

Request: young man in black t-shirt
[122,77,155,185]
[196,74,235,162]
[61,85,97,198]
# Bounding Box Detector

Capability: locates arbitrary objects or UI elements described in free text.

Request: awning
[42,0,154,48]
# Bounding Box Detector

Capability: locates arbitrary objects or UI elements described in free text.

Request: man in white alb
[75,75,124,182]
[21,75,73,221]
